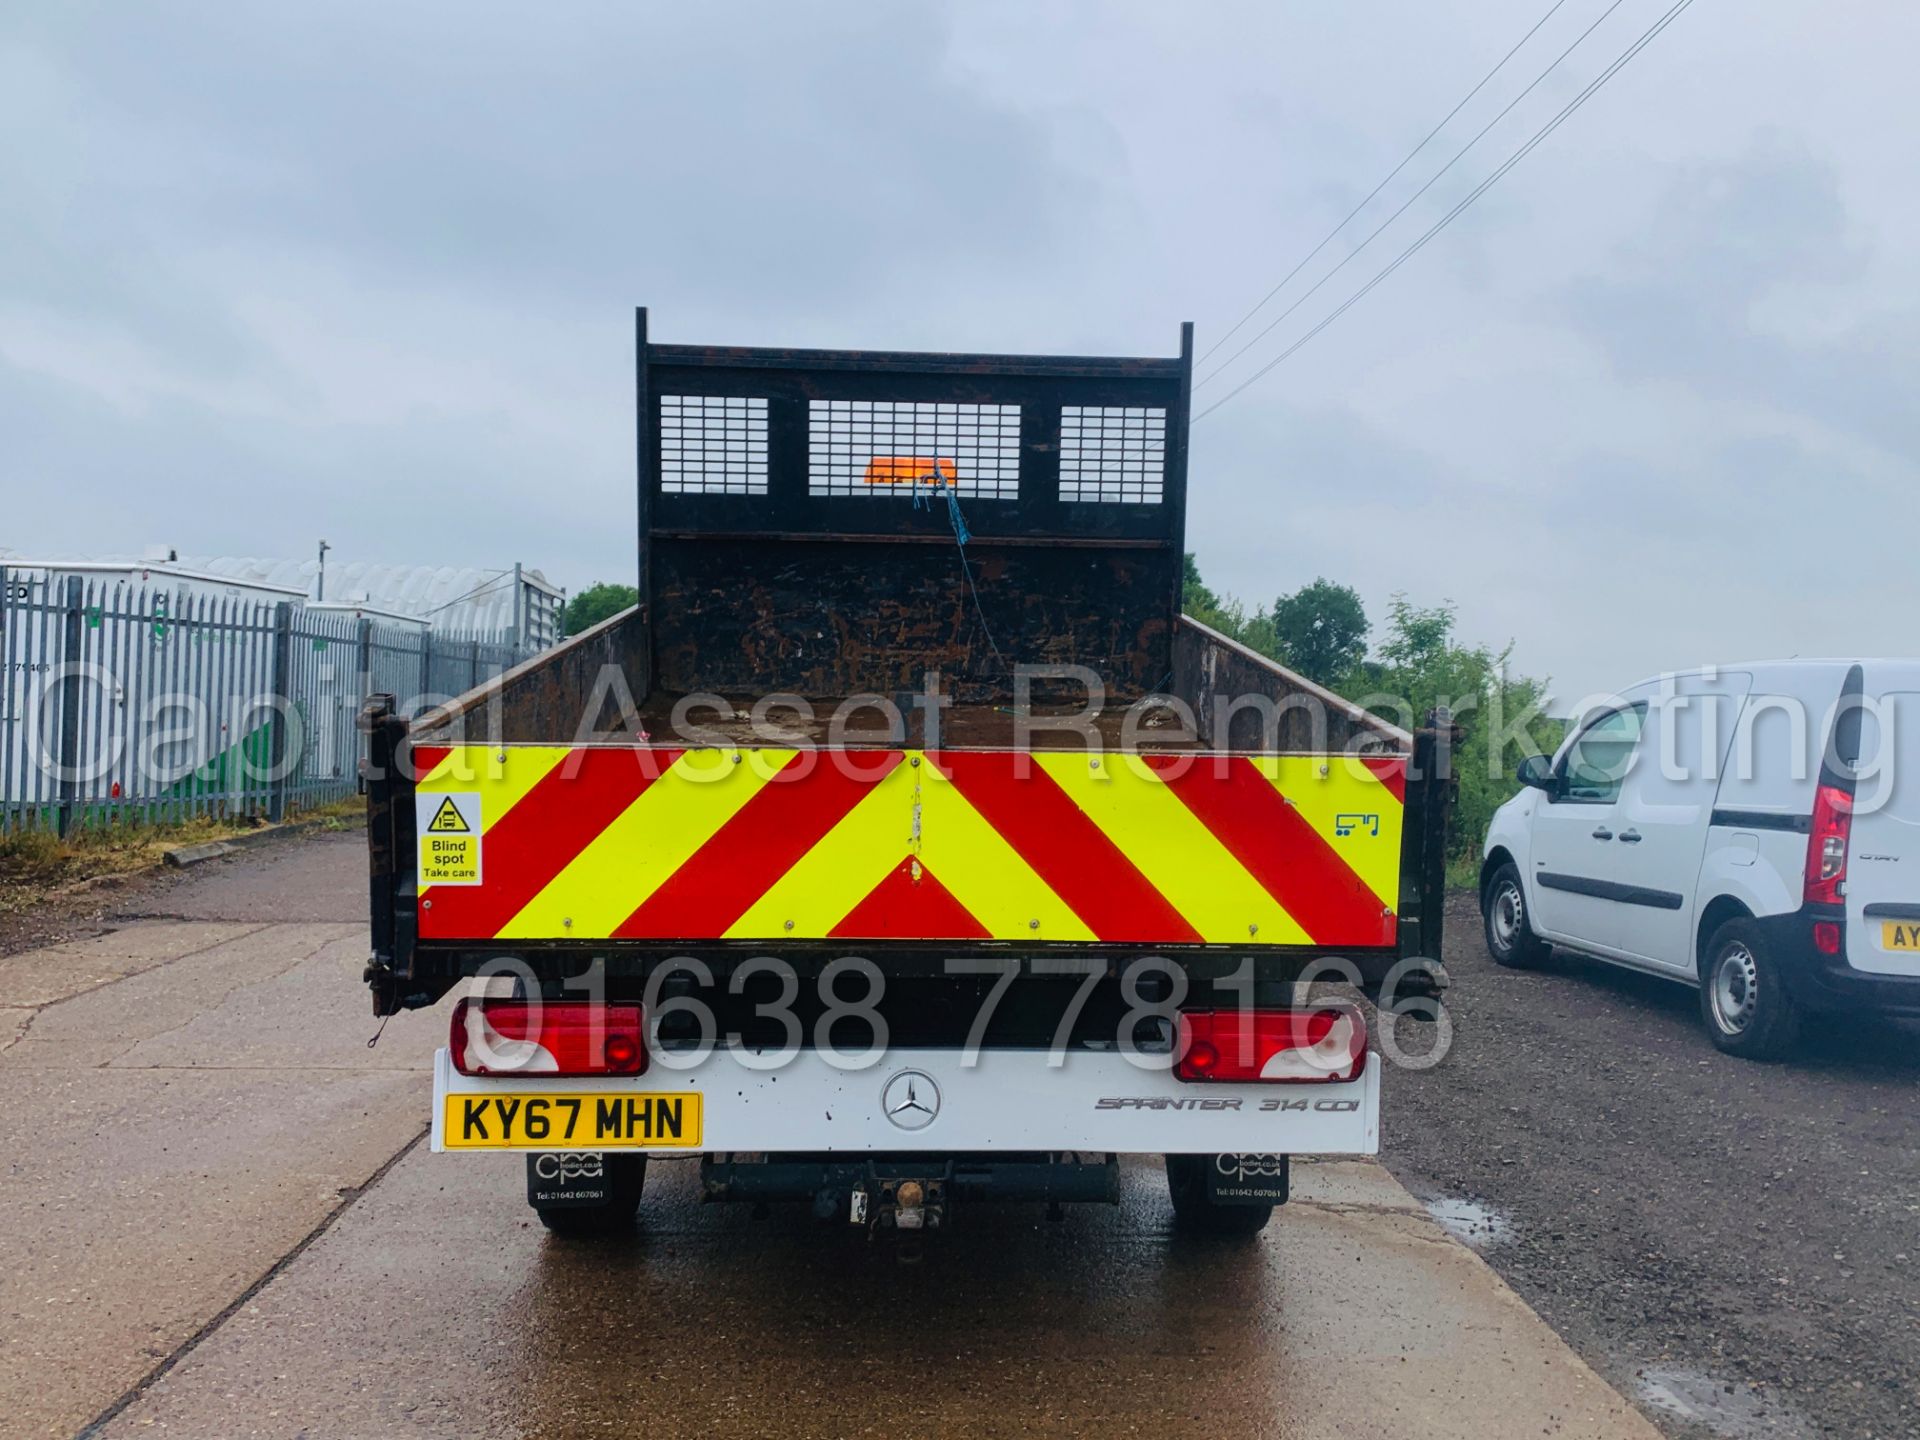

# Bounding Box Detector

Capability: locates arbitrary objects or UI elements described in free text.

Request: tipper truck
[361,311,1453,1237]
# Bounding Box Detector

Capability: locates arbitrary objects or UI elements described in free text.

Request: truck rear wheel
[1165,1155,1273,1236]
[531,1154,647,1237]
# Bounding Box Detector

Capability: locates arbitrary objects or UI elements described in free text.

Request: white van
[1480,661,1920,1058]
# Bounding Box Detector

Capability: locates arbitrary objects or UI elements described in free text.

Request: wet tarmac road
[1389,896,1920,1440]
[4,834,1657,1440]
[92,1152,1650,1440]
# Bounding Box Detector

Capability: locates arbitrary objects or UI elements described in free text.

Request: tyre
[1699,918,1801,1060]
[533,1154,647,1237]
[1165,1155,1272,1236]
[1483,862,1550,969]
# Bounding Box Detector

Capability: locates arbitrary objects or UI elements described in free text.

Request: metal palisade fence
[0,568,535,835]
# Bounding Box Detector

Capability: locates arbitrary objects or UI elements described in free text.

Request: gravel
[1382,893,1920,1439]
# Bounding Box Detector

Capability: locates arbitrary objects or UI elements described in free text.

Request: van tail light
[449,999,646,1077]
[1803,783,1853,907]
[1175,1006,1367,1084]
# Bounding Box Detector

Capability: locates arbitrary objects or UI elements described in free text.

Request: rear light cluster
[1175,1006,1367,1084]
[449,1000,1367,1082]
[449,999,646,1077]
[1804,782,1854,907]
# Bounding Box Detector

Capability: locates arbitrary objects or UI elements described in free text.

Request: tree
[1269,578,1369,687]
[1186,555,1565,878]
[1359,595,1563,877]
[1181,553,1225,625]
[1376,594,1455,671]
[1182,553,1276,653]
[561,582,638,637]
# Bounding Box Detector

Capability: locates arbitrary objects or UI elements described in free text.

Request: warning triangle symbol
[427,796,470,833]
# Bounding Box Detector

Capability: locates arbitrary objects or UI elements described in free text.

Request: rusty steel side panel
[410,606,649,745]
[653,536,1172,703]
[1172,616,1408,755]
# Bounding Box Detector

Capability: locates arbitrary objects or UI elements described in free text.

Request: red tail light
[1175,1007,1367,1084]
[1804,783,1853,906]
[449,999,647,1077]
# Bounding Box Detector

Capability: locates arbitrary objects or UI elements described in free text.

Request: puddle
[1637,1367,1812,1440]
[1423,1196,1513,1249]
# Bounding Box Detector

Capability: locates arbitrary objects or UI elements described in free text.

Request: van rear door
[1845,669,1920,978]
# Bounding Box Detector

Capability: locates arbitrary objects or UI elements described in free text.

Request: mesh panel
[661,396,769,495]
[1059,405,1166,503]
[808,401,1022,499]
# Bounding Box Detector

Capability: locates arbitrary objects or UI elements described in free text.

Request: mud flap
[527,1153,616,1209]
[1203,1153,1290,1206]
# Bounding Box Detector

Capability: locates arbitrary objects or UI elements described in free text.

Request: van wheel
[534,1154,647,1237]
[1699,919,1800,1060]
[1483,863,1550,968]
[1165,1155,1272,1236]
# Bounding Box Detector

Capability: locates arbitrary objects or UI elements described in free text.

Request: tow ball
[849,1178,946,1231]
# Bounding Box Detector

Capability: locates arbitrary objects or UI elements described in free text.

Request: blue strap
[911,471,971,546]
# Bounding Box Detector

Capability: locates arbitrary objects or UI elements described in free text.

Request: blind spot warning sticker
[418,792,481,885]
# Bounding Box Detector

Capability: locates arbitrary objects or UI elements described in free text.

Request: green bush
[561,582,639,638]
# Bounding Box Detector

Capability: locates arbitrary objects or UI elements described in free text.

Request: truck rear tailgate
[411,743,1406,948]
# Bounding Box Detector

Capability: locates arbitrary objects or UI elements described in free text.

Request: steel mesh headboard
[635,309,1194,703]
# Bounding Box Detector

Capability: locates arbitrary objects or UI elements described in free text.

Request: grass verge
[0,797,364,913]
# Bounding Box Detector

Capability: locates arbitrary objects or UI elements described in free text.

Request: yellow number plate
[443,1092,702,1149]
[1883,921,1920,952]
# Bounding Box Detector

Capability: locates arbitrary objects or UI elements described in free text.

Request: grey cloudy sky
[4,1,1915,704]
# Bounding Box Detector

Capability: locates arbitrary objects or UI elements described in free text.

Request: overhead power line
[1197,0,1631,392]
[1193,0,1700,423]
[1196,0,1574,371]
[425,570,512,616]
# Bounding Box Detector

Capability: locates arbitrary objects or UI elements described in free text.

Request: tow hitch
[702,1152,1119,1232]
[850,1176,945,1231]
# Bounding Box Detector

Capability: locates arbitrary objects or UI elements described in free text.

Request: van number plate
[1882,921,1920,952]
[443,1093,702,1148]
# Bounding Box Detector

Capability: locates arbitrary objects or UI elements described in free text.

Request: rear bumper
[430,1046,1380,1156]
[1759,910,1920,1018]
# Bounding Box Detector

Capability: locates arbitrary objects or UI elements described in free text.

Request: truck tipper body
[362,312,1452,1235]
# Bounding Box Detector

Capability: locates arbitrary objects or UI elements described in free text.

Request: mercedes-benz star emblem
[880,1069,941,1131]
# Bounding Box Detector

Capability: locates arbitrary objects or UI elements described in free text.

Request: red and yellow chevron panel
[410,746,1406,948]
